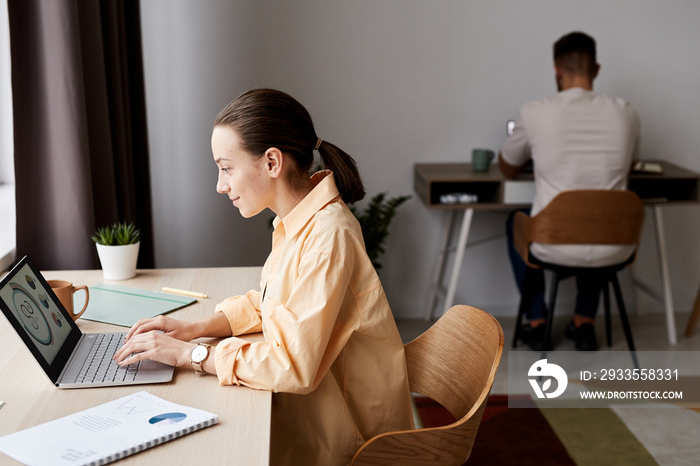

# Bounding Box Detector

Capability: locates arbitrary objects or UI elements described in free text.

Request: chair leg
[543,272,560,351]
[513,267,537,348]
[604,284,612,347]
[513,296,527,349]
[611,274,636,352]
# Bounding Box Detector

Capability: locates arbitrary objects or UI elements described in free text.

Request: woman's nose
[216,177,229,194]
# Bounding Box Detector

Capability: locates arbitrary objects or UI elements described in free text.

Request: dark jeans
[506,209,604,321]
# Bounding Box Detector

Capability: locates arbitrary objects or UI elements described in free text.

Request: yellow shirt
[214,170,414,465]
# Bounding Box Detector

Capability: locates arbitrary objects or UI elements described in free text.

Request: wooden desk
[0,266,270,465]
[415,160,700,344]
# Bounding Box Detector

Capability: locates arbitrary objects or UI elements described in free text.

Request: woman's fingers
[125,316,193,343]
[115,331,192,367]
[125,318,158,342]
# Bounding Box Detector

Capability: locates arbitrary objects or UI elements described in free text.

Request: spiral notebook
[0,391,218,466]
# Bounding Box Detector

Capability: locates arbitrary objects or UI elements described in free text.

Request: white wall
[141,0,700,319]
[140,1,271,267]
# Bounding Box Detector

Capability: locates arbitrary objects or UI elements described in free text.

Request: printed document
[0,391,217,466]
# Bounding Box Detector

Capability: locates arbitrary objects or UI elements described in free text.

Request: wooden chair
[351,305,504,466]
[512,189,645,352]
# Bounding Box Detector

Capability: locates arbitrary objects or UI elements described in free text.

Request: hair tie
[314,137,323,151]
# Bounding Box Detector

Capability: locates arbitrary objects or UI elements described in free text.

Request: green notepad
[75,283,196,327]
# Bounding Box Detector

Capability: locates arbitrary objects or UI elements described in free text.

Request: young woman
[114,89,414,464]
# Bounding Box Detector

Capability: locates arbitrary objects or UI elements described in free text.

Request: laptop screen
[0,257,81,375]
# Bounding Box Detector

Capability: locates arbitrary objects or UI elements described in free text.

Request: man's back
[509,87,640,216]
[500,87,640,266]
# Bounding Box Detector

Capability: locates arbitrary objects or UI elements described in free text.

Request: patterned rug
[414,394,674,465]
[415,395,574,465]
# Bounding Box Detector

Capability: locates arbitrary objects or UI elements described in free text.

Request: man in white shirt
[500,31,641,351]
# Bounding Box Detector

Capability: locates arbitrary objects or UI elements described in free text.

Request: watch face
[191,344,208,362]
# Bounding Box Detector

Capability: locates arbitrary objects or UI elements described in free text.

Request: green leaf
[92,222,140,245]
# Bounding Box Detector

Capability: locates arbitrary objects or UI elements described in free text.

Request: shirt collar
[273,170,341,242]
[560,87,592,96]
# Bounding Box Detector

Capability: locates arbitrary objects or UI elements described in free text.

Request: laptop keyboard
[77,333,141,384]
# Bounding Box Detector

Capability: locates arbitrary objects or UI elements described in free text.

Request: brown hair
[214,88,365,204]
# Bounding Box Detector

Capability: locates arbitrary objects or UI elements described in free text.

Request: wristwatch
[190,343,211,375]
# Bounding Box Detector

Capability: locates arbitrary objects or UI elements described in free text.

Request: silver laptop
[0,255,174,389]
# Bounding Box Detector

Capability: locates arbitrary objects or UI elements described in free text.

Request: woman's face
[212,126,273,218]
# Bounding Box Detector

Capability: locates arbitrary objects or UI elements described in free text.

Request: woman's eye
[220,167,230,174]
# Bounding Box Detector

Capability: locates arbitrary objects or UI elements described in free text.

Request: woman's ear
[263,147,283,178]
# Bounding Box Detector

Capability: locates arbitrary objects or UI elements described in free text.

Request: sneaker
[520,324,552,351]
[564,321,598,351]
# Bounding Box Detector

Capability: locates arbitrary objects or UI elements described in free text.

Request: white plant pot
[95,242,140,280]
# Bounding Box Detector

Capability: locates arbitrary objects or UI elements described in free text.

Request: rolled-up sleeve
[215,243,357,393]
[215,289,263,336]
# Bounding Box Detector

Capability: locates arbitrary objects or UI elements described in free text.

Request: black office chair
[512,190,645,352]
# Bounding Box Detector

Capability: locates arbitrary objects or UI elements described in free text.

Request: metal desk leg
[442,208,474,315]
[426,211,457,319]
[652,205,677,345]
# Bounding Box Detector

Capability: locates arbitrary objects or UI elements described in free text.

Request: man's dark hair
[554,32,597,76]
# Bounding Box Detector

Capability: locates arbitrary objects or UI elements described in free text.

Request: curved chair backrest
[514,189,644,267]
[351,305,504,466]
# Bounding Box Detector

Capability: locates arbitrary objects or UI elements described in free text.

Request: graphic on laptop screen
[0,264,72,365]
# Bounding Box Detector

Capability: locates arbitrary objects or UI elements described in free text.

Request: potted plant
[91,222,141,280]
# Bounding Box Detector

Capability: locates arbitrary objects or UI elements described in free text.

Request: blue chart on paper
[148,412,187,425]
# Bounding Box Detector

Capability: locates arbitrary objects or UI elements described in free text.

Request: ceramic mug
[47,280,89,321]
[472,149,495,172]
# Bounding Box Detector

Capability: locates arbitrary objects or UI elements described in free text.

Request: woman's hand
[125,315,198,343]
[114,331,194,368]
[115,313,230,372]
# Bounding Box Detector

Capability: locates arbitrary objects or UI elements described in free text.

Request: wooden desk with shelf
[415,160,700,344]
[0,266,270,465]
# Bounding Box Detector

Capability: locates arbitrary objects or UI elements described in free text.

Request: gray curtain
[8,0,153,270]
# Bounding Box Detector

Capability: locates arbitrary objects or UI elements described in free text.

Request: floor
[396,311,700,466]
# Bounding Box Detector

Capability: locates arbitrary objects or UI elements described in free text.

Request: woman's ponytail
[316,139,365,204]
